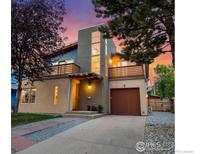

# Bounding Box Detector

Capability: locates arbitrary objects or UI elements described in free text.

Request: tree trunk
[170,40,175,67]
[146,63,149,79]
[14,79,22,113]
[168,32,175,67]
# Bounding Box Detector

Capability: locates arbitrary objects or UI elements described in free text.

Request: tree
[92,0,175,66]
[155,65,174,99]
[12,0,66,113]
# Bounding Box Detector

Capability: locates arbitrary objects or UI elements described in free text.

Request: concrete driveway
[17,115,146,154]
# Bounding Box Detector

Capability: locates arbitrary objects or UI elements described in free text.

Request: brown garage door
[111,88,141,116]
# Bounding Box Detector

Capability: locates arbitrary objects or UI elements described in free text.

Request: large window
[91,31,100,74]
[21,88,37,103]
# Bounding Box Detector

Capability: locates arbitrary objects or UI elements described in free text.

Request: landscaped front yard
[11,113,58,127]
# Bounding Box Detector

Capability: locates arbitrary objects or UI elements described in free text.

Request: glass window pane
[91,31,101,74]
[91,55,100,74]
[54,86,59,105]
[20,90,29,103]
[30,88,37,103]
[92,31,100,43]
[92,43,100,56]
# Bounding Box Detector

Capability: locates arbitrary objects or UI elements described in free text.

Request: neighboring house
[11,74,18,110]
[18,25,148,116]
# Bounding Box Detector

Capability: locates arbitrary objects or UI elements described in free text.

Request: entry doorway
[71,79,80,111]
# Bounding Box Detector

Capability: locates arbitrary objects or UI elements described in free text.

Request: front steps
[63,111,105,119]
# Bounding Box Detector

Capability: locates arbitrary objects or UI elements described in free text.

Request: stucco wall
[109,79,148,115]
[107,39,116,54]
[76,25,116,114]
[77,25,116,73]
[19,78,70,114]
[77,27,95,73]
[78,80,104,111]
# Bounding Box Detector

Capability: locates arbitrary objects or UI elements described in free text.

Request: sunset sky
[62,0,172,79]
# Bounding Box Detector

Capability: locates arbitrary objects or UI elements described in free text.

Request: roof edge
[46,42,78,58]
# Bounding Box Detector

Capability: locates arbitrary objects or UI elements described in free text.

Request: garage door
[111,88,141,115]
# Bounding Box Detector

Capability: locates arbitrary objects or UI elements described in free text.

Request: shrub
[97,105,103,113]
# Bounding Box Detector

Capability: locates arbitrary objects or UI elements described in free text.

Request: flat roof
[79,23,105,31]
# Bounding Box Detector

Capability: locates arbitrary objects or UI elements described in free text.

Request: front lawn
[11,113,58,127]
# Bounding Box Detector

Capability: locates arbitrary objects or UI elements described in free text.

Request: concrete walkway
[17,115,146,154]
[12,117,89,153]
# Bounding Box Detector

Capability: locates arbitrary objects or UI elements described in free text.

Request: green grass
[11,113,59,127]
[168,109,175,113]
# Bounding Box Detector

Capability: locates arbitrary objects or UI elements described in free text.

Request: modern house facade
[19,25,148,116]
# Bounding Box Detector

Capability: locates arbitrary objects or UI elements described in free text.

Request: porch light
[32,88,37,92]
[109,59,112,63]
[88,80,92,89]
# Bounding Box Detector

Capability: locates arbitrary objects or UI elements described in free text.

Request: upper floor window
[91,31,101,74]
[92,31,100,43]
[92,43,100,56]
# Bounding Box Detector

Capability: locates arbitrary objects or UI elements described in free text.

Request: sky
[62,0,172,79]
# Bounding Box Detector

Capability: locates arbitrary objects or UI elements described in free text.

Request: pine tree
[92,0,175,66]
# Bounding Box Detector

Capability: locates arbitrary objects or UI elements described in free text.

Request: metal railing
[44,63,80,76]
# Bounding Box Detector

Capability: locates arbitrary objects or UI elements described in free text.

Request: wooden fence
[148,98,173,111]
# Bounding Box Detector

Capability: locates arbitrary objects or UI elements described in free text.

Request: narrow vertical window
[30,88,37,103]
[20,90,27,103]
[54,86,59,105]
[91,31,100,74]
[105,39,108,56]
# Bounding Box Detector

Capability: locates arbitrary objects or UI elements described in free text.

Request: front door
[71,80,80,111]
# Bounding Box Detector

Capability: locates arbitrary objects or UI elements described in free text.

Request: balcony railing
[44,63,80,76]
[108,65,144,78]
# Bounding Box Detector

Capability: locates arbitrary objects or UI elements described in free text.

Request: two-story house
[18,25,148,116]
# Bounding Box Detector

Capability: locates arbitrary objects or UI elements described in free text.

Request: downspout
[143,64,148,81]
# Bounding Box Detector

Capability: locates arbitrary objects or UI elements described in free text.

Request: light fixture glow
[109,59,112,63]
[88,80,92,89]
[54,86,59,105]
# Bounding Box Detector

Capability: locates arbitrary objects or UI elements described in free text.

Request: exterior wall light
[109,59,112,63]
[88,84,92,89]
[88,80,92,89]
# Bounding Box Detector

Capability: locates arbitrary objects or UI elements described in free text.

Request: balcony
[44,63,80,76]
[108,65,144,79]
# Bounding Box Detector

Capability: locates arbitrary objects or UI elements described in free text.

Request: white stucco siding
[109,79,148,116]
[19,78,71,114]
